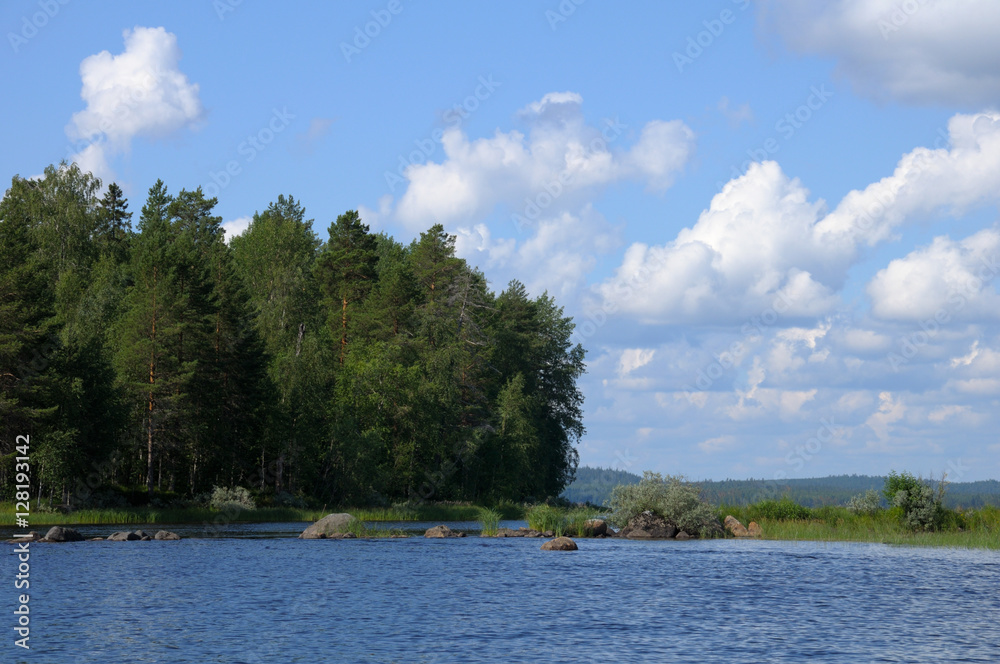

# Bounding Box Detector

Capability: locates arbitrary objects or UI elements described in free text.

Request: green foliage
[748,496,812,521]
[847,489,883,515]
[525,504,564,533]
[208,486,256,512]
[884,471,945,531]
[608,471,720,536]
[477,507,502,536]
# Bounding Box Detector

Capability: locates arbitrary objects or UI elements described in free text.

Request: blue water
[7,524,999,663]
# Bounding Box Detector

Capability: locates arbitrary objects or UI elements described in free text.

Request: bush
[748,496,811,521]
[608,472,719,537]
[847,489,883,516]
[208,486,256,512]
[884,471,944,531]
[525,504,563,533]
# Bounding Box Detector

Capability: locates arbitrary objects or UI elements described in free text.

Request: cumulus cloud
[759,0,1000,107]
[66,26,203,183]
[222,216,252,243]
[392,92,694,231]
[597,112,1000,325]
[867,227,1000,321]
[618,348,656,377]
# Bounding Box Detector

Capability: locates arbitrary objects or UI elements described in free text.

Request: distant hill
[562,466,1000,509]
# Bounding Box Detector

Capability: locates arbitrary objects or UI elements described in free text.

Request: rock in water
[424,525,465,538]
[541,536,578,551]
[747,522,763,538]
[107,531,140,541]
[620,511,678,539]
[724,515,750,537]
[299,513,356,539]
[583,519,608,537]
[154,530,182,540]
[43,526,84,542]
[675,531,692,540]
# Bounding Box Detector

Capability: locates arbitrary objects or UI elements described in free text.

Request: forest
[563,467,1000,509]
[0,164,586,507]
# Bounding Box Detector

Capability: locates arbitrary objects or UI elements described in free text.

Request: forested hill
[0,164,586,506]
[563,467,1000,508]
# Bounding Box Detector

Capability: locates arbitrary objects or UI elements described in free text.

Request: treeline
[563,467,1000,509]
[0,164,586,506]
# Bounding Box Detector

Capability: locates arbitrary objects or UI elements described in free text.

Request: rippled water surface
[9,525,999,663]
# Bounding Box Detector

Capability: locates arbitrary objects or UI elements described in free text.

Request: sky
[3,0,1000,481]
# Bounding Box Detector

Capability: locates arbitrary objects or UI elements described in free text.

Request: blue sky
[4,1,1000,481]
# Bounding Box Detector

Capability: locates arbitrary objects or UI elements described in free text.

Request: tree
[315,210,379,364]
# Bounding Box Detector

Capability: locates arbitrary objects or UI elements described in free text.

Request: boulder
[620,511,678,539]
[541,536,578,551]
[424,525,465,538]
[495,528,524,537]
[675,531,692,541]
[43,526,84,542]
[134,530,151,539]
[724,515,750,538]
[154,530,181,541]
[583,519,608,537]
[107,531,140,542]
[747,522,763,538]
[299,513,356,539]
[89,537,104,541]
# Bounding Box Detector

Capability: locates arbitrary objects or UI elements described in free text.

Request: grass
[477,507,502,536]
[717,502,1000,550]
[0,501,521,526]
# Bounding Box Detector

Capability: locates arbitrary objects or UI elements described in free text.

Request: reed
[477,507,502,536]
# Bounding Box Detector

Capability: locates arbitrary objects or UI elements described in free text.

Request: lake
[8,522,999,663]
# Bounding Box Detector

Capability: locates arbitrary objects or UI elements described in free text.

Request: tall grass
[525,504,564,534]
[716,501,1000,550]
[477,507,502,536]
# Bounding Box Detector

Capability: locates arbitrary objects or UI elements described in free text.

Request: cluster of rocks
[8,526,181,543]
[724,515,763,538]
[424,525,466,538]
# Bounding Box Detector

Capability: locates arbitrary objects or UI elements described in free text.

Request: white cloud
[618,348,656,377]
[67,26,203,184]
[867,227,1000,321]
[698,435,739,453]
[759,0,1000,107]
[222,216,252,243]
[717,96,754,128]
[866,391,905,440]
[598,112,1000,325]
[391,92,695,231]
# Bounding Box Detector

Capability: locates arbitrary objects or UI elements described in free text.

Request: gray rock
[583,519,608,537]
[299,513,356,539]
[43,526,84,542]
[107,531,140,541]
[541,536,578,551]
[675,531,692,540]
[620,511,678,539]
[424,525,465,538]
[154,530,181,540]
[134,530,151,539]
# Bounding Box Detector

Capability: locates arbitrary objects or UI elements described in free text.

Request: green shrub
[847,489,882,516]
[747,496,810,521]
[608,471,719,537]
[208,486,256,512]
[525,504,563,533]
[884,471,945,531]
[477,507,502,536]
